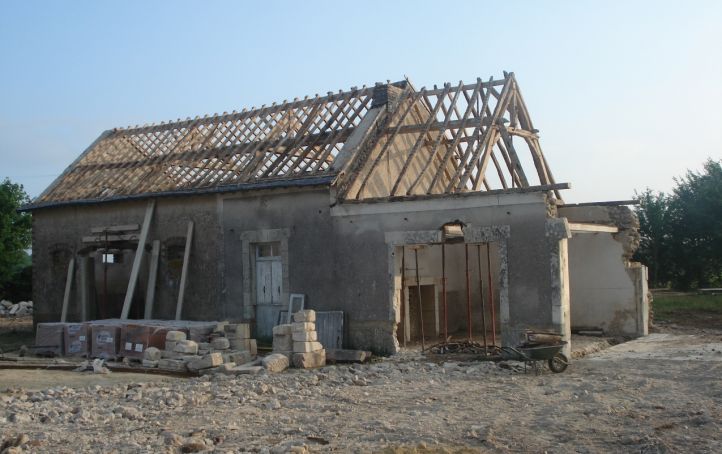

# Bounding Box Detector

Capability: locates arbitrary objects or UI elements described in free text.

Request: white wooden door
[255,242,282,340]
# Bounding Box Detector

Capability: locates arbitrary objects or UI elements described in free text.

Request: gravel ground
[1,328,721,453]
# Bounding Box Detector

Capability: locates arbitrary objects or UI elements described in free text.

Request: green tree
[634,159,722,290]
[0,178,32,296]
[633,189,671,287]
[667,159,722,289]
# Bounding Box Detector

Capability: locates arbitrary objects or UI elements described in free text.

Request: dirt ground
[1,317,721,453]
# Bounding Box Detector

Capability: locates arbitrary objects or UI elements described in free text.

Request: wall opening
[394,241,502,348]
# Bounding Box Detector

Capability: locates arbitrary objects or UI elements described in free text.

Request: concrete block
[174,340,198,355]
[325,349,372,363]
[261,353,289,373]
[272,334,293,352]
[293,341,323,353]
[292,322,315,333]
[211,337,230,350]
[143,347,162,361]
[272,324,292,335]
[187,353,223,372]
[292,331,317,342]
[166,331,187,342]
[292,350,326,369]
[293,309,316,323]
[157,359,187,372]
[225,323,251,339]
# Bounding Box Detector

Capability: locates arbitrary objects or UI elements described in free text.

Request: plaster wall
[559,205,648,337]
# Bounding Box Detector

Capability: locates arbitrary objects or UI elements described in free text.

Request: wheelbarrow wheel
[548,353,568,373]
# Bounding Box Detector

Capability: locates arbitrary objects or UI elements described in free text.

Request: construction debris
[0,300,33,317]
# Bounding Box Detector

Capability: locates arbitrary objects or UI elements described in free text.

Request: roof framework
[35,87,375,204]
[31,72,561,208]
[339,72,560,201]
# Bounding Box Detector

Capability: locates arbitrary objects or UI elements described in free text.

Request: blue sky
[1,1,720,202]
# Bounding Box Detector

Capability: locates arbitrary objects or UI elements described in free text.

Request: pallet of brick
[34,322,65,356]
[120,323,176,359]
[291,310,325,368]
[64,323,90,357]
[90,324,121,359]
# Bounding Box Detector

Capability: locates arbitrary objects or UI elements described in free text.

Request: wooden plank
[90,224,140,234]
[120,200,155,320]
[144,240,161,319]
[78,256,90,322]
[83,233,140,243]
[60,257,75,323]
[175,221,194,320]
[568,222,619,233]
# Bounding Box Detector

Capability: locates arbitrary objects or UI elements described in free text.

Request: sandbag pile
[0,300,33,317]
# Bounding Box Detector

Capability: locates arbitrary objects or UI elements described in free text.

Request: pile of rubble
[0,300,33,317]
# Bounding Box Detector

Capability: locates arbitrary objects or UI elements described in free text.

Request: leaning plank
[144,240,161,319]
[175,221,194,320]
[120,200,155,320]
[78,256,90,322]
[60,257,75,323]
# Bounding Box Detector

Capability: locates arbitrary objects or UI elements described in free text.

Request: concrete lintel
[385,230,442,246]
[463,225,510,243]
[332,192,546,217]
[569,222,618,233]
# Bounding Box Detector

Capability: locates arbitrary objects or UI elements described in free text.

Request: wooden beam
[60,257,75,323]
[90,224,140,234]
[78,256,91,322]
[144,240,160,319]
[120,200,155,320]
[175,221,194,320]
[83,233,140,243]
[568,222,619,233]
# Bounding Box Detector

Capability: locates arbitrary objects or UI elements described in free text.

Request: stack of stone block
[291,310,326,369]
[148,323,260,374]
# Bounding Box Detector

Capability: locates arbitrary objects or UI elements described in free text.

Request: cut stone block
[214,321,229,333]
[293,309,316,323]
[261,353,289,373]
[166,331,187,342]
[292,350,326,369]
[272,350,292,360]
[187,352,223,372]
[272,324,292,336]
[293,341,323,353]
[225,323,251,339]
[198,342,211,350]
[228,351,252,365]
[211,337,230,350]
[143,347,162,361]
[292,322,315,333]
[230,366,263,375]
[229,338,251,351]
[250,339,257,356]
[174,340,199,355]
[158,359,187,371]
[325,349,372,363]
[161,349,182,359]
[272,334,293,352]
[142,359,158,368]
[165,341,177,352]
[292,331,317,342]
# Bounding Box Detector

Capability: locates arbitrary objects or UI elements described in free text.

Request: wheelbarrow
[500,341,569,373]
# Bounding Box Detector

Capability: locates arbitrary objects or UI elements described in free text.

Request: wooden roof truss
[339,72,560,201]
